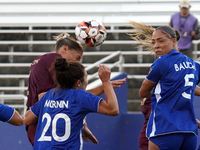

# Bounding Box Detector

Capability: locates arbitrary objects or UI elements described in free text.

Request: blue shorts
[149,132,197,150]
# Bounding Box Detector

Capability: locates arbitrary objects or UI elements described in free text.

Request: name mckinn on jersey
[44,100,69,108]
[174,61,196,71]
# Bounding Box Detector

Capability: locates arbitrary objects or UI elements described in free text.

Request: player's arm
[7,110,23,126]
[196,119,200,129]
[195,85,200,96]
[38,92,47,100]
[97,65,119,116]
[139,78,156,98]
[87,78,126,96]
[24,110,38,126]
[82,122,98,144]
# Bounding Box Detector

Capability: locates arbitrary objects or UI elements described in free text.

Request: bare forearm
[195,85,200,96]
[102,81,119,115]
[7,110,23,126]
[87,85,104,96]
[24,110,38,126]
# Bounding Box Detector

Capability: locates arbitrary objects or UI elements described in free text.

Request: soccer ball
[75,20,107,47]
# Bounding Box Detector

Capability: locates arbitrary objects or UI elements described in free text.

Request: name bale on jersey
[44,100,69,108]
[174,61,196,71]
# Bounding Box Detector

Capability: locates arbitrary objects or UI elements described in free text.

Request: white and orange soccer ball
[75,20,107,47]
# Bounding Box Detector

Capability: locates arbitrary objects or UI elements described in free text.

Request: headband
[156,26,176,39]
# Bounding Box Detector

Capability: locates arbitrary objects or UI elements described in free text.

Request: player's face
[63,49,83,62]
[79,69,88,90]
[152,30,175,57]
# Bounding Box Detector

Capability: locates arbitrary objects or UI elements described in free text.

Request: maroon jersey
[138,97,151,150]
[26,53,61,145]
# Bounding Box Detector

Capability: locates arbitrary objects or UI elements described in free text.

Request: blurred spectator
[169,0,200,59]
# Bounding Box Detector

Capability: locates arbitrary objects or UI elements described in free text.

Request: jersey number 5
[182,74,194,99]
[38,113,71,142]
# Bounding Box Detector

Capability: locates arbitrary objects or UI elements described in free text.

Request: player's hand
[196,119,200,129]
[38,92,47,101]
[98,64,111,83]
[111,78,126,88]
[82,123,98,144]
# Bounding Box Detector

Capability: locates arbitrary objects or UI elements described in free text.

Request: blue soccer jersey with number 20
[31,88,102,150]
[146,49,200,138]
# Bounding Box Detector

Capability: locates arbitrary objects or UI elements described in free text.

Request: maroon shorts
[138,131,148,150]
[26,122,37,146]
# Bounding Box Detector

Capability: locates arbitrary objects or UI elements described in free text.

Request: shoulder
[40,53,62,67]
[151,54,174,70]
[43,53,62,59]
[171,12,179,18]
[75,89,100,100]
[153,56,168,65]
[189,14,197,19]
[75,89,90,96]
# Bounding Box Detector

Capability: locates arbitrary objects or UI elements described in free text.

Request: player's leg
[148,140,159,150]
[179,133,197,150]
[138,131,148,150]
[149,133,183,150]
[26,122,37,146]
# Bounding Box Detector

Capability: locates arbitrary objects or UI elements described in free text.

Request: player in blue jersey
[130,22,200,150]
[131,22,200,150]
[24,58,121,150]
[0,103,23,126]
[139,25,200,150]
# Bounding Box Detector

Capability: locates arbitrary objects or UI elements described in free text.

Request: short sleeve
[77,90,102,113]
[147,58,167,83]
[0,104,15,122]
[30,98,44,117]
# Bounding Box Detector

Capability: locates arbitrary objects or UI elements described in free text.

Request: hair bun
[54,58,69,72]
[174,30,180,41]
[53,33,70,42]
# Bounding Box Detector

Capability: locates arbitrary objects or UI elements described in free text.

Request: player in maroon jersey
[26,32,126,146]
[138,97,151,150]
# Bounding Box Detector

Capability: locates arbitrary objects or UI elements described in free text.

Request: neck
[180,12,189,17]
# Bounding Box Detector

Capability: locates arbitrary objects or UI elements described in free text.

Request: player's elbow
[24,118,36,126]
[139,92,146,98]
[139,88,148,98]
[17,120,24,126]
[24,119,30,126]
[111,109,119,116]
[9,119,24,126]
[108,108,119,116]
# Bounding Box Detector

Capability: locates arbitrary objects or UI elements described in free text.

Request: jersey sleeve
[30,97,44,117]
[146,57,167,83]
[0,104,15,122]
[77,90,102,113]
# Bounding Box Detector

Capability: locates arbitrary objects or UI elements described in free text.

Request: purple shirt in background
[170,12,198,50]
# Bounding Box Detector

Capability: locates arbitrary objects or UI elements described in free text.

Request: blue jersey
[0,103,15,122]
[31,88,102,150]
[146,49,200,138]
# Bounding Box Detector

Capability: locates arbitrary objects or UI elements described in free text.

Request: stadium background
[0,0,200,149]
